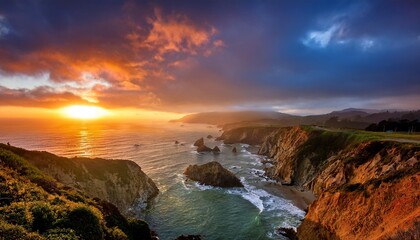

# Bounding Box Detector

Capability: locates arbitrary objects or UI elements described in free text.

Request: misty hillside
[173,109,420,130]
[170,111,291,125]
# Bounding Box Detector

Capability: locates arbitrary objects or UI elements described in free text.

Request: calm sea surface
[0,119,304,240]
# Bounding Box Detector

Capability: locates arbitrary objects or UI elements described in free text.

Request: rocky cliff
[225,126,420,239]
[216,126,278,145]
[0,144,159,214]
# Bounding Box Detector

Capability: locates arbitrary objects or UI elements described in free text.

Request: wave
[227,178,305,219]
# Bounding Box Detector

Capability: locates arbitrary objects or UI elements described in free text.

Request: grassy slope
[0,146,153,240]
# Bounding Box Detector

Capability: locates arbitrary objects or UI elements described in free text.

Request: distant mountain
[330,108,380,114]
[173,109,420,130]
[170,111,290,125]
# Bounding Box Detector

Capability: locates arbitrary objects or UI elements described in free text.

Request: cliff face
[235,127,420,239]
[216,126,278,145]
[1,144,158,214]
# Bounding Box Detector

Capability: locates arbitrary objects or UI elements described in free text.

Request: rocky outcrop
[212,146,220,153]
[232,147,237,153]
[216,127,277,145]
[194,138,204,146]
[1,144,159,214]
[184,161,243,187]
[255,126,420,239]
[207,135,213,139]
[258,126,310,185]
[176,235,202,240]
[197,145,212,152]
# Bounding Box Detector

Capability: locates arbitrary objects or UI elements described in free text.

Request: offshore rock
[194,138,204,146]
[197,144,212,152]
[212,146,221,153]
[184,161,243,188]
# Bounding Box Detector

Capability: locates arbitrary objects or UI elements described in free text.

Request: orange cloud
[0,6,225,111]
[0,86,88,108]
[129,8,223,61]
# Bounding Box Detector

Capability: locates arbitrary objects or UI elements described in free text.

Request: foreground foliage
[0,146,153,240]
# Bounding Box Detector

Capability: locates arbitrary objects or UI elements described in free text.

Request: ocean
[0,119,304,240]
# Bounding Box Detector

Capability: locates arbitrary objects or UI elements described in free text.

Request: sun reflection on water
[78,129,92,157]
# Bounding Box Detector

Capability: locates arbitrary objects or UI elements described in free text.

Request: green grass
[302,126,420,145]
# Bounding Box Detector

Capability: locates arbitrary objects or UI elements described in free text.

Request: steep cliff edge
[0,144,158,214]
[0,145,155,240]
[216,126,278,145]
[224,126,420,239]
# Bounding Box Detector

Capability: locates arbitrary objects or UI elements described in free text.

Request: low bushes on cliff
[0,147,154,240]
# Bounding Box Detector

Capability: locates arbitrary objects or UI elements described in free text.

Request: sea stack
[212,146,220,153]
[197,144,213,152]
[232,147,237,153]
[194,137,204,147]
[184,161,243,188]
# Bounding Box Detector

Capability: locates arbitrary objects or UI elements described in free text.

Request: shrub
[43,228,80,240]
[106,227,128,240]
[127,218,152,240]
[0,220,44,240]
[31,203,56,233]
[62,206,103,240]
[0,202,32,229]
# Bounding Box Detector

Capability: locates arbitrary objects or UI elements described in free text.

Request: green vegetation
[0,147,153,240]
[302,126,420,144]
[295,126,419,169]
[0,144,136,186]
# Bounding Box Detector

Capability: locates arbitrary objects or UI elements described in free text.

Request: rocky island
[184,161,243,188]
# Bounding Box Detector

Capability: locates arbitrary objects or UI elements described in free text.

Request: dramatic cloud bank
[0,0,419,113]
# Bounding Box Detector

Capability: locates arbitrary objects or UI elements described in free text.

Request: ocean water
[0,120,304,240]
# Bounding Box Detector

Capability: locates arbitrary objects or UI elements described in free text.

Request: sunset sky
[0,0,419,119]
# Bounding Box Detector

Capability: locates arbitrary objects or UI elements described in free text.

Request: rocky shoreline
[217,126,420,239]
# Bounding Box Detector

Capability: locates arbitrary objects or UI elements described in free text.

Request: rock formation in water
[197,144,212,152]
[176,235,202,240]
[0,144,159,214]
[232,147,237,153]
[222,126,420,239]
[212,146,220,153]
[207,135,213,139]
[194,138,204,147]
[184,161,243,188]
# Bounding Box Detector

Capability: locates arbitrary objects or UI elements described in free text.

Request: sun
[61,105,109,119]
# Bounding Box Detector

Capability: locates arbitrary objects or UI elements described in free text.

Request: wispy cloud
[301,2,378,50]
[302,24,342,48]
[0,15,10,38]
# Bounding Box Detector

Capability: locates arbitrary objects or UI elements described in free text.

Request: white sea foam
[229,165,242,170]
[194,182,216,191]
[227,177,305,218]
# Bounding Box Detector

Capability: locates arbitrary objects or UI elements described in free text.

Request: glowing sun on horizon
[61,105,109,119]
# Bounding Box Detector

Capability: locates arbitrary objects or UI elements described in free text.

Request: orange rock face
[255,126,420,239]
[298,175,420,240]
